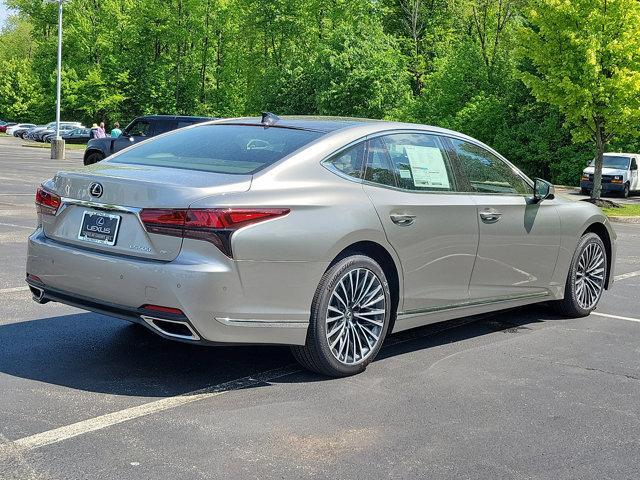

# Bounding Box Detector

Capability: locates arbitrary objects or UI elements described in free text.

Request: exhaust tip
[29,285,48,304]
[141,315,200,341]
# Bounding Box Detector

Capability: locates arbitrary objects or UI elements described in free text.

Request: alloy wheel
[325,268,386,365]
[575,242,605,310]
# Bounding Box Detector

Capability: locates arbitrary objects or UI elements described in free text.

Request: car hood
[582,166,625,176]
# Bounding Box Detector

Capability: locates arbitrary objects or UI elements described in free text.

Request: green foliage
[519,0,640,143]
[0,57,43,121]
[315,19,411,118]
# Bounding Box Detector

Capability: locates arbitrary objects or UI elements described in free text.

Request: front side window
[126,121,152,137]
[451,138,531,195]
[382,133,454,192]
[110,124,324,174]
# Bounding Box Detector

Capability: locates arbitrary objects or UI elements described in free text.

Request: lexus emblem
[96,216,105,226]
[89,182,103,198]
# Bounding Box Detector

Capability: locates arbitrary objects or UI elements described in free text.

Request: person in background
[110,122,122,138]
[89,123,99,139]
[97,122,107,138]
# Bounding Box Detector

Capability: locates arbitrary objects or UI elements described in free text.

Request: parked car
[45,127,91,144]
[27,115,616,377]
[24,122,80,141]
[35,123,83,142]
[25,122,56,140]
[0,122,17,133]
[6,123,35,136]
[12,124,39,138]
[83,115,215,165]
[580,153,639,198]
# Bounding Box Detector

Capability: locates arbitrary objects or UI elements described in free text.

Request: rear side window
[364,138,397,187]
[451,139,531,195]
[382,133,454,192]
[110,124,324,174]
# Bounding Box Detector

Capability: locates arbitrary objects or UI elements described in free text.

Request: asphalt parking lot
[0,135,639,480]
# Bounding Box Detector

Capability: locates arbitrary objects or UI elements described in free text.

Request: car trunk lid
[41,162,251,261]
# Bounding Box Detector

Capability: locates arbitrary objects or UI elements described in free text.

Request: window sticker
[403,145,450,188]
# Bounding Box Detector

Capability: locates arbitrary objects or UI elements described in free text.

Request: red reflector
[141,304,185,316]
[35,186,61,214]
[27,274,43,284]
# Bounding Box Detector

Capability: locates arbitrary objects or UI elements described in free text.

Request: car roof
[604,152,637,158]
[211,115,480,141]
[137,115,216,122]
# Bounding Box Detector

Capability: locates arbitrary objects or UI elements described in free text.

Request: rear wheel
[291,254,391,377]
[553,232,607,317]
[84,151,104,166]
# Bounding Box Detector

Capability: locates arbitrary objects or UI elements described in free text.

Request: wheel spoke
[574,241,605,310]
[325,266,386,366]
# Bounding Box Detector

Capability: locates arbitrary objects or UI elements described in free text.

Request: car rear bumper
[26,229,325,346]
[580,181,625,192]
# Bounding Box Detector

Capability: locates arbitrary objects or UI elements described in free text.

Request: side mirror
[533,178,554,202]
[631,162,638,171]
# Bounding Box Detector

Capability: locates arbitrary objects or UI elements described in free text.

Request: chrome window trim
[321,128,534,196]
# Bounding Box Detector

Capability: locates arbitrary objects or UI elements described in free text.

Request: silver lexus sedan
[26,115,616,377]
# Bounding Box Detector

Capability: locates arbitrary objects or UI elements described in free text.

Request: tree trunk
[592,122,606,200]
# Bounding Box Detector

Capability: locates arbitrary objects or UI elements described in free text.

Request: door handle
[390,213,416,226]
[479,209,502,222]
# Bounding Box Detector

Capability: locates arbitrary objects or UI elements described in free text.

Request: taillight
[35,185,61,215]
[139,208,290,257]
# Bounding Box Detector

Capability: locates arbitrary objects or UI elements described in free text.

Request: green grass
[602,204,640,217]
[21,142,86,150]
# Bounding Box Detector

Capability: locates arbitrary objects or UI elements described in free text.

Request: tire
[622,183,630,198]
[291,254,392,377]
[580,188,590,195]
[553,232,607,318]
[84,151,104,165]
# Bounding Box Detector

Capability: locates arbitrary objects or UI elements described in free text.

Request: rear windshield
[109,124,324,174]
[589,156,630,169]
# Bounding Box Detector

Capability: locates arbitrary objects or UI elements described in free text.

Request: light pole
[47,0,68,160]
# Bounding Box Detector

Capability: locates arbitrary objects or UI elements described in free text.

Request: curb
[607,216,640,224]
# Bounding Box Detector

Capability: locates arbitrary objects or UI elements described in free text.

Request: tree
[519,0,640,200]
[0,58,44,121]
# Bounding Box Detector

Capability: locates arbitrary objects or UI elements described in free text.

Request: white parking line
[591,312,640,323]
[12,365,301,451]
[0,286,29,294]
[0,222,34,230]
[9,315,480,452]
[614,270,640,282]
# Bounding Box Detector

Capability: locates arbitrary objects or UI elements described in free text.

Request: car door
[630,157,639,190]
[360,132,479,314]
[113,119,152,153]
[447,137,561,300]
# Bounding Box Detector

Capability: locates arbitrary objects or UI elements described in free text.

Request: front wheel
[622,183,630,198]
[291,254,392,377]
[553,232,607,317]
